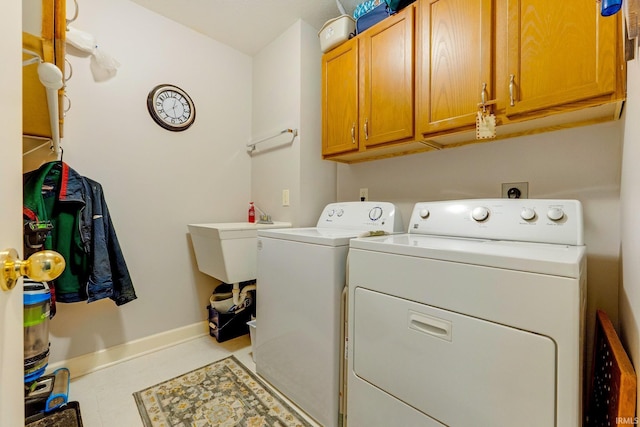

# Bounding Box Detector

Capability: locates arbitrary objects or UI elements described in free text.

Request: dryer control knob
[520,207,536,221]
[327,209,335,217]
[419,209,430,219]
[547,207,565,221]
[337,209,344,217]
[471,206,490,222]
[369,207,383,221]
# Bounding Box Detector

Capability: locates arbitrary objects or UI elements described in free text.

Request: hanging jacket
[23,161,137,305]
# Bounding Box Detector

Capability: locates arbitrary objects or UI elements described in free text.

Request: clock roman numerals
[147,84,196,132]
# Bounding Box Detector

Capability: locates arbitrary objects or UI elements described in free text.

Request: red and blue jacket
[23,161,137,306]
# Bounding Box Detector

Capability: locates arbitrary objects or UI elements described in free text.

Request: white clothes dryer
[347,199,586,427]
[255,201,403,427]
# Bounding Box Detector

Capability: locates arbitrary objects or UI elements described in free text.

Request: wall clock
[146,84,196,132]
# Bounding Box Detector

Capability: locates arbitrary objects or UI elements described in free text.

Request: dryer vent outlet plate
[501,182,528,199]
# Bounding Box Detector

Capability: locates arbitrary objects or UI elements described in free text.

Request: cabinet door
[416,0,493,136]
[505,0,617,116]
[322,38,359,156]
[359,6,414,148]
[23,0,66,139]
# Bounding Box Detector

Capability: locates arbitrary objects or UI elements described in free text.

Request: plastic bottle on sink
[248,202,255,223]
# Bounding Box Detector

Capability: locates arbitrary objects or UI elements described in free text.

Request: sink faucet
[254,205,273,224]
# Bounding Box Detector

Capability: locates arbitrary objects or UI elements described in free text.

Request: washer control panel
[318,202,404,233]
[409,199,583,245]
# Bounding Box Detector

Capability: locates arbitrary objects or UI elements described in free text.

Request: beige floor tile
[69,334,320,426]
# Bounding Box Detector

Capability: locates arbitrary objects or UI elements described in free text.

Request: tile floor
[69,334,320,426]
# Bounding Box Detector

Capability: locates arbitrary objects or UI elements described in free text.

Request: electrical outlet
[501,182,529,199]
[282,189,290,206]
[359,188,368,201]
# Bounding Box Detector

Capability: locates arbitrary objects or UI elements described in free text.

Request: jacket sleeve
[83,177,137,305]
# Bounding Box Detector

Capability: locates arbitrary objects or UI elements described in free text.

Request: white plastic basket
[247,319,257,362]
[318,15,355,53]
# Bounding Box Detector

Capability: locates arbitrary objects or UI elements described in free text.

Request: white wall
[251,20,335,226]
[299,20,337,226]
[337,120,623,374]
[251,23,301,224]
[620,45,640,410]
[44,0,253,363]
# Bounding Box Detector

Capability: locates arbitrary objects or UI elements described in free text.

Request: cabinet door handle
[364,118,369,140]
[481,82,487,105]
[351,122,356,144]
[509,74,516,107]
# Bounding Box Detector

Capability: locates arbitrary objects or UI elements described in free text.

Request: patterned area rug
[133,355,313,427]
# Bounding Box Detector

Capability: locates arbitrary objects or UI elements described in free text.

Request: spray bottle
[248,202,256,223]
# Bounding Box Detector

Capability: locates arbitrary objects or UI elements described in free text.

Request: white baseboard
[47,321,210,379]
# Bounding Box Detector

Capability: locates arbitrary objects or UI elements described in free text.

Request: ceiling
[130,0,362,56]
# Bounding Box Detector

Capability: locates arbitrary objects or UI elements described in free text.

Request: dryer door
[352,288,556,426]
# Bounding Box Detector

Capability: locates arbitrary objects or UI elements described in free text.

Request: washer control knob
[471,206,490,222]
[369,207,383,221]
[520,207,536,221]
[419,209,430,219]
[547,207,565,221]
[337,209,344,217]
[327,209,335,217]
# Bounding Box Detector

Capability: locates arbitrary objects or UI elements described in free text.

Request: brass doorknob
[0,249,65,291]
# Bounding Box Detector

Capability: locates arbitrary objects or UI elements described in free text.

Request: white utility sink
[188,222,291,284]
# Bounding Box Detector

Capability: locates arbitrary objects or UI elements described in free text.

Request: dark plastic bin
[207,283,256,343]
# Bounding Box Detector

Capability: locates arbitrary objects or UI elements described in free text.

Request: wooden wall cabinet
[322,37,360,156]
[23,0,66,141]
[322,5,434,162]
[359,6,414,148]
[501,0,621,119]
[321,0,626,163]
[416,0,493,136]
[415,0,625,146]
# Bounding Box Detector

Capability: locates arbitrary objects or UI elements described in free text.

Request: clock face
[146,84,196,131]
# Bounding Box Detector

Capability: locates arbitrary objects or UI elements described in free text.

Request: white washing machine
[255,201,404,427]
[347,199,586,427]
